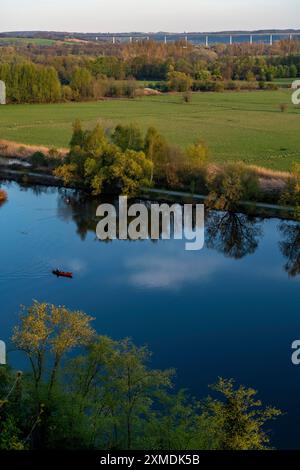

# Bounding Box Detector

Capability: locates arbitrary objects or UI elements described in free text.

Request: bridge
[89,32,300,46]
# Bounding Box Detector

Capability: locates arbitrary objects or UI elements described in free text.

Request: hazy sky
[1,0,299,33]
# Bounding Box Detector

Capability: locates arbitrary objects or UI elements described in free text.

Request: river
[0,180,299,448]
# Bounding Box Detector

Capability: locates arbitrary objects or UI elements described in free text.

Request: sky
[1,0,299,33]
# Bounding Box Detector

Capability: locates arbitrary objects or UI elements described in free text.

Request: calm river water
[0,180,299,448]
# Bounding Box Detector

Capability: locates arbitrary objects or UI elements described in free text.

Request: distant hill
[1,29,299,46]
[1,29,300,40]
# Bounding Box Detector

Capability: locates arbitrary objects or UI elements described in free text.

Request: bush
[61,85,73,101]
[279,103,288,113]
[226,81,240,91]
[183,91,192,103]
[280,163,300,215]
[112,123,144,152]
[266,83,278,91]
[29,151,49,168]
[206,163,259,210]
[167,71,193,92]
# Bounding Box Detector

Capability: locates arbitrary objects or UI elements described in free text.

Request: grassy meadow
[0,89,299,170]
[0,37,56,46]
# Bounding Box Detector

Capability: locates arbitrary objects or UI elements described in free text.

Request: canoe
[52,270,73,279]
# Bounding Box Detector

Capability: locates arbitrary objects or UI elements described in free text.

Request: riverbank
[0,139,67,159]
[0,138,291,193]
[0,163,296,221]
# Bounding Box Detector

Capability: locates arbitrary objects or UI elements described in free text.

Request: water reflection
[32,187,300,278]
[279,222,300,277]
[57,191,99,240]
[205,211,263,259]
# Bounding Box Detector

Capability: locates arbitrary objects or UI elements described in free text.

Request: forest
[0,39,300,103]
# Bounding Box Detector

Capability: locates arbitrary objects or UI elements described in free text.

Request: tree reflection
[205,211,263,259]
[57,191,100,240]
[279,221,300,277]
[56,191,264,258]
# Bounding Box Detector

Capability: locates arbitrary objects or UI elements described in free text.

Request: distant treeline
[0,39,300,103]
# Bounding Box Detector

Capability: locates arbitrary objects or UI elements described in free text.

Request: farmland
[0,89,299,170]
[0,37,57,46]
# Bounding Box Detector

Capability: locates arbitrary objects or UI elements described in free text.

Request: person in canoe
[52,269,73,279]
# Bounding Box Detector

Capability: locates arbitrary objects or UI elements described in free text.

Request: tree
[0,367,24,450]
[70,67,93,100]
[280,163,300,217]
[101,149,153,197]
[67,337,174,450]
[55,122,153,196]
[12,301,95,396]
[203,378,282,450]
[167,71,193,92]
[206,163,259,211]
[144,127,168,182]
[0,303,282,451]
[185,140,209,172]
[112,124,144,152]
[69,119,85,149]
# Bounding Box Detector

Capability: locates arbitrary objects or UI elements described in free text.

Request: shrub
[226,81,240,91]
[183,91,192,103]
[29,151,48,168]
[266,83,278,91]
[212,81,225,92]
[280,163,300,215]
[112,124,144,152]
[279,103,288,113]
[61,85,73,101]
[167,71,193,92]
[206,163,259,210]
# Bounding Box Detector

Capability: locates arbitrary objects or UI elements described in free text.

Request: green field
[0,90,299,170]
[0,37,56,46]
[273,77,298,87]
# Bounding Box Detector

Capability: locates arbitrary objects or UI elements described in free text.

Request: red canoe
[52,270,73,279]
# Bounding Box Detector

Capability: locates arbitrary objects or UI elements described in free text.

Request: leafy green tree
[112,124,144,152]
[140,390,220,450]
[280,163,300,218]
[12,301,95,396]
[55,122,152,196]
[70,67,93,100]
[203,378,282,450]
[206,163,259,211]
[144,127,168,182]
[66,337,174,450]
[185,140,209,171]
[0,301,282,451]
[69,119,86,149]
[167,71,193,92]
